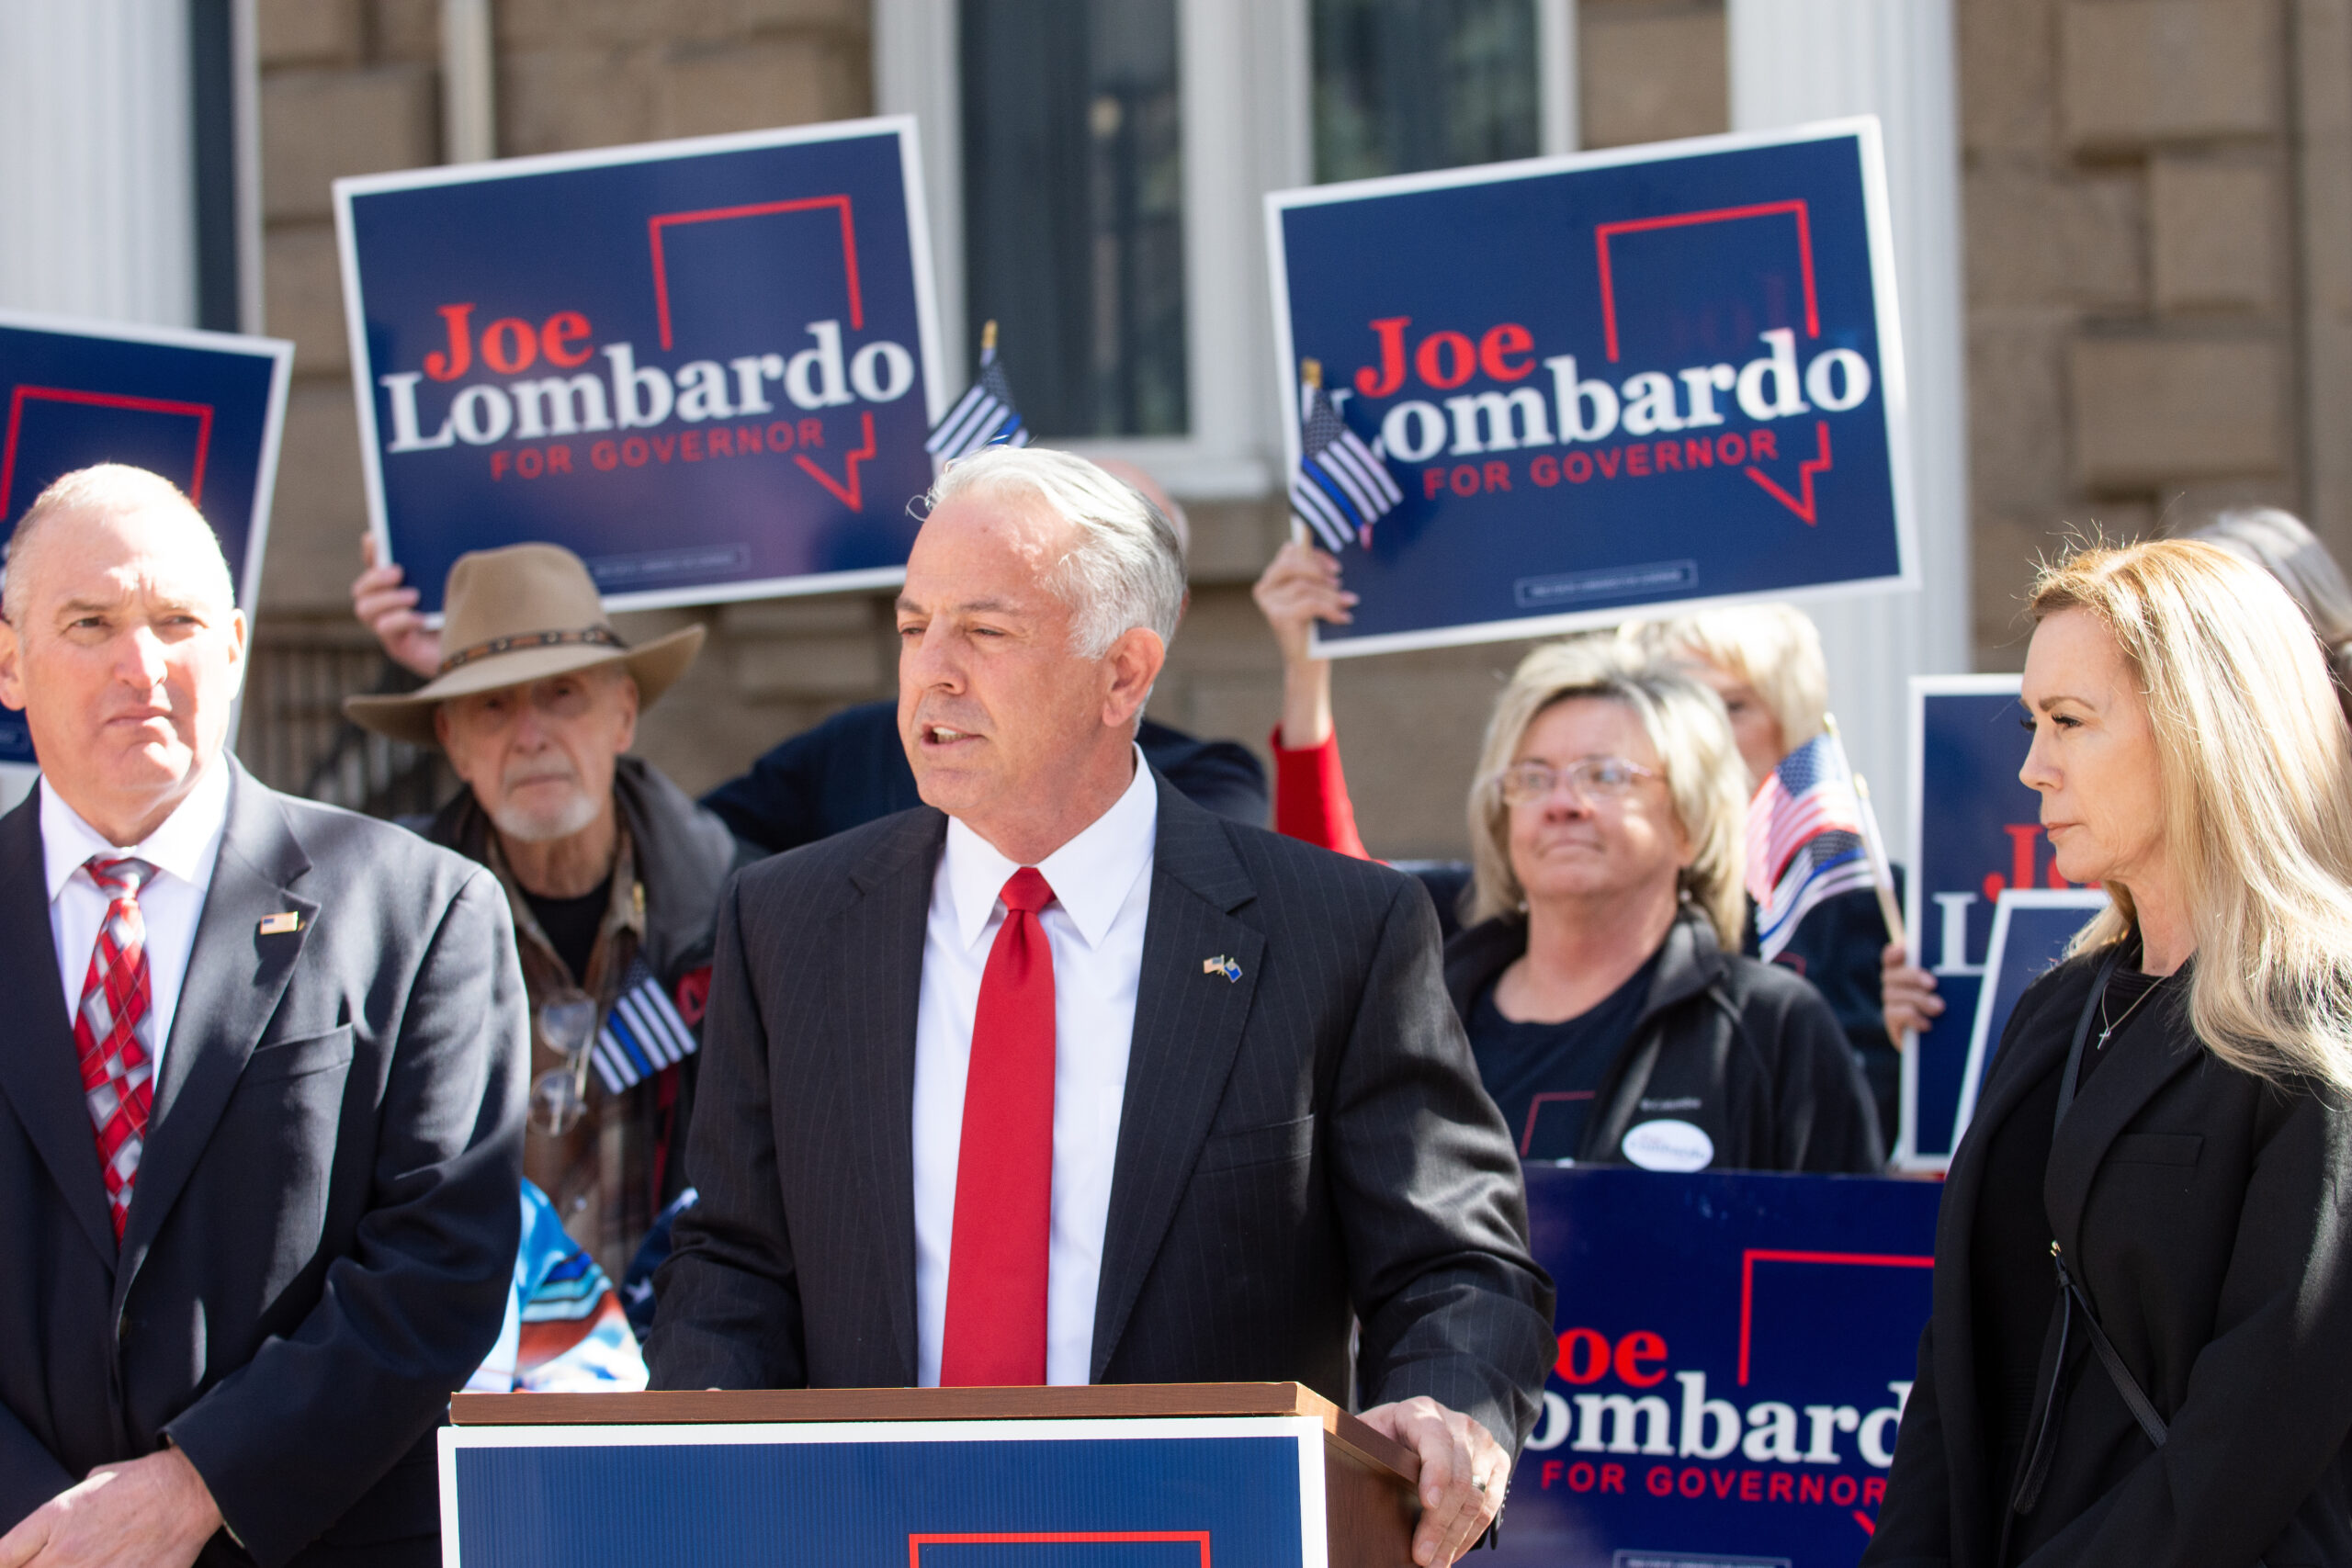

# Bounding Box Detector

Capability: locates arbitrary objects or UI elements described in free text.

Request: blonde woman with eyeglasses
[1867,539,2352,1568]
[1251,548,1880,1173]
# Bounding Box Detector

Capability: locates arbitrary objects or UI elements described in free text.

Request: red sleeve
[1270,726,1374,861]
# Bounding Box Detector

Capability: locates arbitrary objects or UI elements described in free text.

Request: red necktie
[941,867,1057,1385]
[75,856,159,1241]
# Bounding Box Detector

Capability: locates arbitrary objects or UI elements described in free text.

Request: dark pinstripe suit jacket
[646,772,1555,1447]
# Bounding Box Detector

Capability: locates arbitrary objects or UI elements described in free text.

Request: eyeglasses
[1493,756,1659,807]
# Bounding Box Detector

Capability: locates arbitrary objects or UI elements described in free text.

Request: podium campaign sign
[1267,119,1916,656]
[1504,1167,1939,1568]
[0,309,292,767]
[335,118,944,615]
[441,1416,1329,1568]
[1898,677,2093,1170]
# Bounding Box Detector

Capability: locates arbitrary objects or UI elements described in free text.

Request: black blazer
[647,773,1556,1447]
[0,766,528,1567]
[1865,953,2352,1568]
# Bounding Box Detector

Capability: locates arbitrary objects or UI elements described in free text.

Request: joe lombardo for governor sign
[334,117,944,615]
[0,310,292,769]
[1501,1168,1938,1568]
[1268,118,1917,655]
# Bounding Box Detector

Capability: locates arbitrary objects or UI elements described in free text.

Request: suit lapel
[0,790,118,1266]
[115,766,315,1307]
[2043,974,2201,1260]
[1090,779,1262,1380]
[838,808,945,1385]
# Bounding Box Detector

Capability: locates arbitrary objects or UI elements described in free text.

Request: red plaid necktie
[941,867,1057,1385]
[75,856,158,1241]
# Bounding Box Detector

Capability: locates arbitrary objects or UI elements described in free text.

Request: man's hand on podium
[1357,1397,1506,1568]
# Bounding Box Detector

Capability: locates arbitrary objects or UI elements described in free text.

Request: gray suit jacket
[648,773,1555,1447]
[0,763,528,1566]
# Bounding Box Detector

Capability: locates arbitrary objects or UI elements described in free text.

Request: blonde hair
[1465,636,1750,945]
[2032,539,2352,1095]
[1624,604,1828,754]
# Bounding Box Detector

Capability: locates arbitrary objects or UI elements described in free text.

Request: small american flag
[1290,363,1401,553]
[1746,733,1878,961]
[926,320,1032,462]
[590,956,697,1094]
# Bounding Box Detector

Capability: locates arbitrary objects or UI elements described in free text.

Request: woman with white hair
[1252,547,1880,1171]
[1445,639,1883,1170]
[1626,604,1905,1139]
[1865,540,2352,1567]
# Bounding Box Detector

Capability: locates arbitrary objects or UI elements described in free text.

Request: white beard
[488,783,603,844]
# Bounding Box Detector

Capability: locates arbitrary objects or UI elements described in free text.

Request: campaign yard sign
[335,118,944,616]
[0,310,292,767]
[440,1417,1322,1568]
[1899,677,2096,1171]
[1267,118,1915,657]
[1951,889,2110,1145]
[1506,1167,1939,1568]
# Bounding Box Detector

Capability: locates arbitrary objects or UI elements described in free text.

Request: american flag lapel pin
[1202,954,1242,983]
[257,911,301,936]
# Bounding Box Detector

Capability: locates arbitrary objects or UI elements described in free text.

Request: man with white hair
[0,465,526,1565]
[344,543,741,1282]
[647,446,1554,1568]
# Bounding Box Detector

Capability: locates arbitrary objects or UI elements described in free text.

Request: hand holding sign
[351,533,439,677]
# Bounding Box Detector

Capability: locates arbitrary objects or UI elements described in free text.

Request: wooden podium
[443,1382,1419,1568]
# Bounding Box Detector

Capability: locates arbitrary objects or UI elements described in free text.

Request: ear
[1101,626,1167,730]
[611,673,640,754]
[433,704,473,785]
[0,618,22,715]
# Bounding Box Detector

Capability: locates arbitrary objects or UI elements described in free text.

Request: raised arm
[1253,542,1372,858]
[351,534,443,678]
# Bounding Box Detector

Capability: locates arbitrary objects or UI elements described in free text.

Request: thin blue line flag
[926,320,1031,462]
[591,956,697,1095]
[1291,366,1401,553]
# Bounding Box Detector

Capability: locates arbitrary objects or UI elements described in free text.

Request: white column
[0,0,198,326]
[1728,0,1970,843]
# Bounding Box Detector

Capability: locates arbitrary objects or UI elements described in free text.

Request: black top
[1443,911,1883,1174]
[1969,964,2172,1540]
[522,875,613,984]
[1468,953,1661,1161]
[701,699,1270,855]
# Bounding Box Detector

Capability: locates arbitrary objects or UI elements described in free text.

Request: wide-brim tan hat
[345,542,704,749]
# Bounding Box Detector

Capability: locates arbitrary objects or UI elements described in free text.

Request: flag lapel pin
[1202,954,1242,983]
[258,911,302,936]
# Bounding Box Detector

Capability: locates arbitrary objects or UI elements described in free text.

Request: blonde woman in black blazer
[1865,540,2352,1568]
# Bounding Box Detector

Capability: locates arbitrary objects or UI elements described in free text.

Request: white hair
[926,446,1188,660]
[3,464,235,624]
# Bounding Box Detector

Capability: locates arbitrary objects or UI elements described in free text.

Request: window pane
[1312,0,1540,184]
[961,0,1188,438]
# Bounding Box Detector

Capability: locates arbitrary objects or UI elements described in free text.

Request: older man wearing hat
[346,544,741,1276]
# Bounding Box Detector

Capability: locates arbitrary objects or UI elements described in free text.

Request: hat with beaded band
[344,542,703,748]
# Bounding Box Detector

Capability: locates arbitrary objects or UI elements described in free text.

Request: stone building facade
[221,0,2352,858]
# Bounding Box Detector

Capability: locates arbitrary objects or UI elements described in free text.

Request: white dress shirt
[912,749,1159,1386]
[42,763,233,1083]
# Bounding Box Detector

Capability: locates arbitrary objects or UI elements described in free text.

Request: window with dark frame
[959,0,1189,440]
[1311,0,1541,185]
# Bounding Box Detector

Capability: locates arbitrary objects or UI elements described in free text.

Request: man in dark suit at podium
[649,448,1555,1568]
